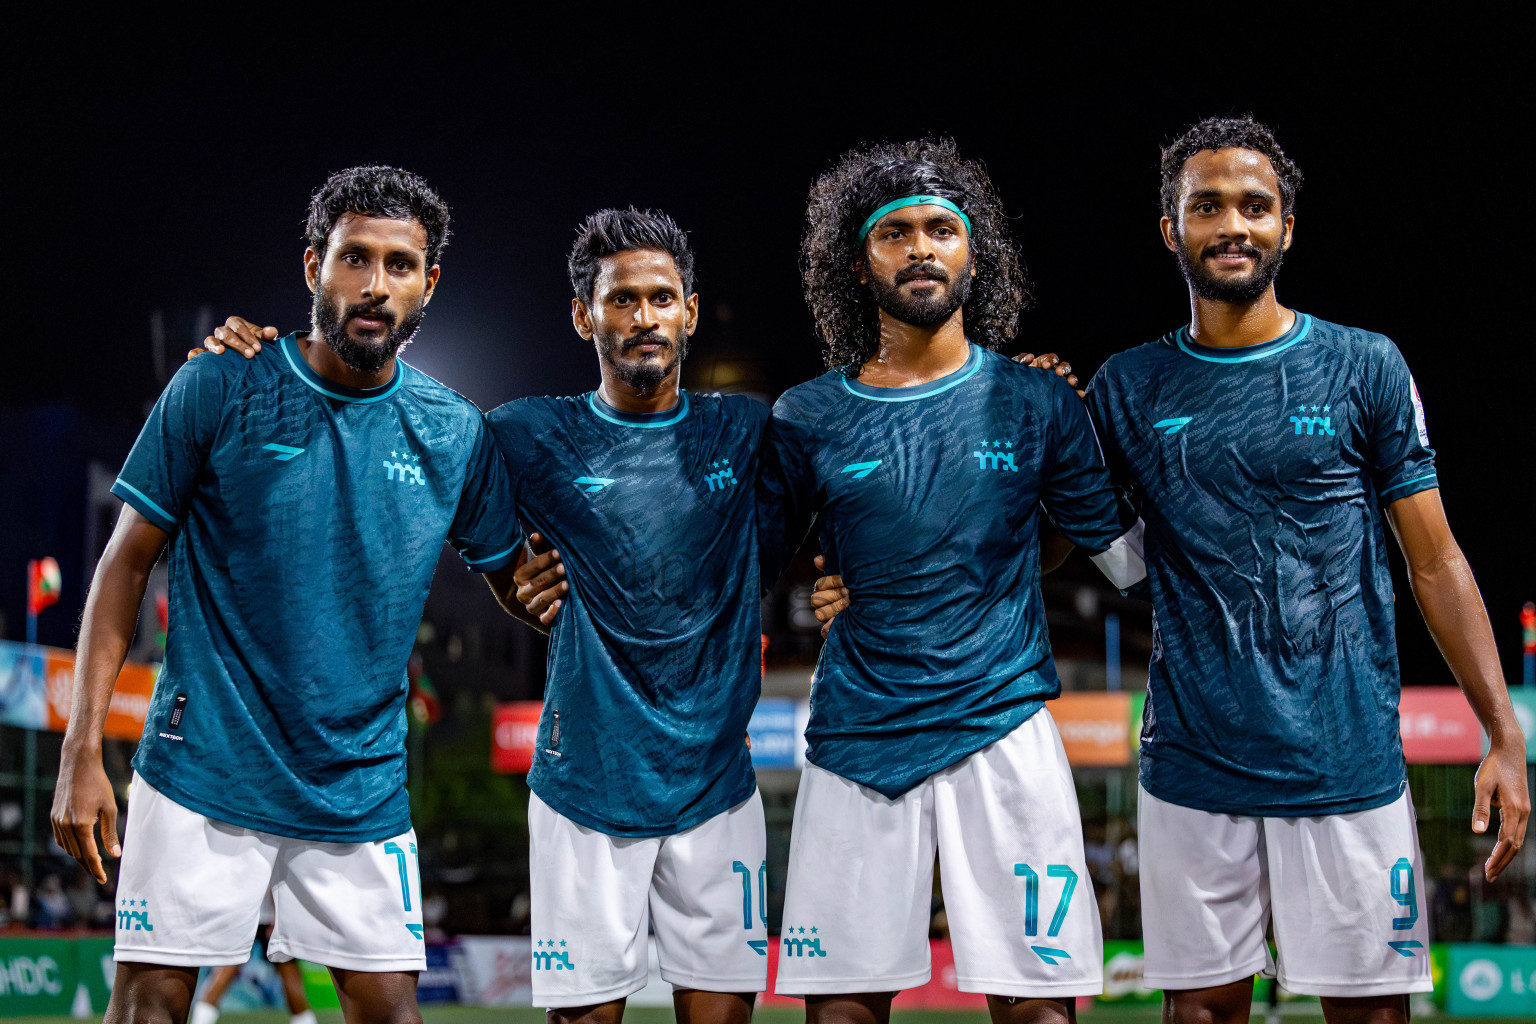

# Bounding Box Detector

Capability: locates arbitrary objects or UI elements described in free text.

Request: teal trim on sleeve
[464,543,519,571]
[111,479,178,530]
[1379,473,1438,502]
[841,344,983,402]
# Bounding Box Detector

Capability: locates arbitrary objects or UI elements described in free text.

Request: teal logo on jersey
[973,439,1017,471]
[117,898,153,932]
[1290,405,1335,436]
[533,940,574,970]
[706,459,737,492]
[1153,417,1193,435]
[781,925,826,957]
[262,442,305,461]
[384,450,426,485]
[573,476,615,494]
[1032,946,1071,965]
[840,460,881,480]
[1015,861,1076,966]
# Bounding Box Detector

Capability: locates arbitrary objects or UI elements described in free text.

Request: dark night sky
[5,28,1532,682]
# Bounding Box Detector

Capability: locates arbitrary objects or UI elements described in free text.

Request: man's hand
[1013,351,1084,397]
[810,554,849,639]
[515,532,567,627]
[185,316,278,361]
[1474,741,1530,881]
[50,749,120,884]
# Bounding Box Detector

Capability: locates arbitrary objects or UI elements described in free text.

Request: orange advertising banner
[0,640,157,741]
[1049,691,1133,766]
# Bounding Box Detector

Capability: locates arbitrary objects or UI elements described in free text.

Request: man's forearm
[63,554,155,758]
[1409,546,1524,746]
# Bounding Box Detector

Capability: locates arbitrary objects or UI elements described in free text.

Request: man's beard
[1174,233,1286,304]
[312,281,426,375]
[868,258,973,327]
[596,327,688,393]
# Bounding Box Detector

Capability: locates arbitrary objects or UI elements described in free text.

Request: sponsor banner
[0,936,113,1018]
[1052,692,1132,766]
[417,943,461,1004]
[1495,690,1536,763]
[1445,943,1536,1016]
[490,702,542,774]
[0,640,156,741]
[455,935,532,1006]
[1400,687,1484,764]
[747,698,800,770]
[1100,940,1159,1002]
[1128,691,1146,754]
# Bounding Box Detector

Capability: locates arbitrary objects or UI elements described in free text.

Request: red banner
[490,702,542,773]
[1399,687,1483,764]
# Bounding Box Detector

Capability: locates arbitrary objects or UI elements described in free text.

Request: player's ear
[1281,214,1295,251]
[1159,216,1179,253]
[684,293,700,336]
[571,298,594,340]
[422,264,441,306]
[304,248,322,293]
[853,259,868,286]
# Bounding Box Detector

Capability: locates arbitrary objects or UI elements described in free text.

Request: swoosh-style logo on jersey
[1388,940,1423,957]
[840,460,882,479]
[1031,946,1071,965]
[573,476,615,494]
[261,442,305,461]
[1152,417,1193,435]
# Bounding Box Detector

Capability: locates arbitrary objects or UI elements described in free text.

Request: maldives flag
[27,557,61,615]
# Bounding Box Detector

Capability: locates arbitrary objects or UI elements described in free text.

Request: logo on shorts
[117,898,153,932]
[781,925,826,958]
[532,939,574,971]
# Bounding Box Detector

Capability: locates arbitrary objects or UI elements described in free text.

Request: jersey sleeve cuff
[460,540,521,573]
[110,478,180,532]
[1089,519,1148,590]
[1378,472,1438,505]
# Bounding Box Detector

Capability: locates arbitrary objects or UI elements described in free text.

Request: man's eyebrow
[1243,189,1278,202]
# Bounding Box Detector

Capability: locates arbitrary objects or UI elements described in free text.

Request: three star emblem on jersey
[573,476,615,494]
[383,449,426,485]
[705,458,737,492]
[973,439,1017,471]
[1290,404,1336,436]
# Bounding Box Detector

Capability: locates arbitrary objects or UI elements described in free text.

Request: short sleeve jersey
[1086,314,1438,816]
[113,334,521,842]
[485,390,769,837]
[759,345,1129,798]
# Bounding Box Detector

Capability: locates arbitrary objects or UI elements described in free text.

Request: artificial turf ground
[11,1007,1529,1024]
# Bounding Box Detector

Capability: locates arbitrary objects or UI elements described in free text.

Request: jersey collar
[278,333,406,403]
[587,389,691,427]
[841,342,984,402]
[1175,313,1313,364]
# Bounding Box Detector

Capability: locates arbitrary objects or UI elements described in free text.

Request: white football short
[528,789,768,1006]
[1138,784,1432,996]
[776,711,1103,998]
[113,773,426,972]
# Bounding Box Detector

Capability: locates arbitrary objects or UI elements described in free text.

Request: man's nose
[908,229,938,261]
[633,299,660,328]
[1216,206,1249,239]
[362,263,391,303]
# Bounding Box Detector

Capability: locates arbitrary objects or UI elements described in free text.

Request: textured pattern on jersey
[486,391,768,837]
[760,346,1128,798]
[113,335,521,841]
[1086,315,1438,816]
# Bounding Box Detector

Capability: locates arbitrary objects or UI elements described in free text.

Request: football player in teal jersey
[51,167,524,1024]
[815,118,1529,1023]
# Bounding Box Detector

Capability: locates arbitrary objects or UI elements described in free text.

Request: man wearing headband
[758,139,1145,1023]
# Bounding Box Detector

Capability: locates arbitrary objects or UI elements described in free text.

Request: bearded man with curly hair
[759,139,1147,1024]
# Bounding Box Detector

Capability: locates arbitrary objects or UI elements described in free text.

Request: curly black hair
[801,138,1026,373]
[1160,115,1303,223]
[305,165,451,267]
[568,207,696,304]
